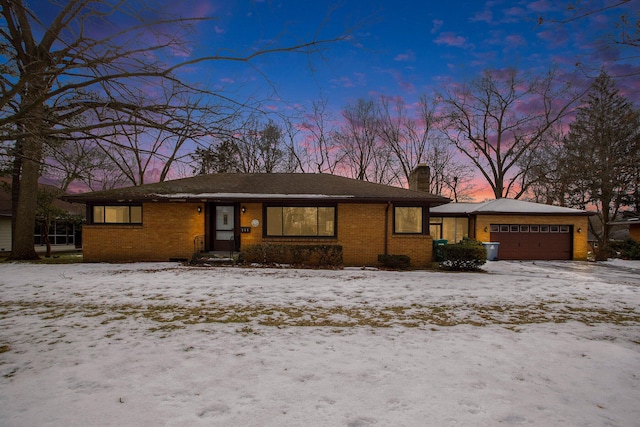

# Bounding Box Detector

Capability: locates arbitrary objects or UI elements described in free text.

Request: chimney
[408,164,430,192]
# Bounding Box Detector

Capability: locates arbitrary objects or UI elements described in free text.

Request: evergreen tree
[564,71,640,258]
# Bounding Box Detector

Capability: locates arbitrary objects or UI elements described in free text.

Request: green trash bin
[433,239,448,261]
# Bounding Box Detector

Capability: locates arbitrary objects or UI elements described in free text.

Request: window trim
[393,205,426,235]
[263,204,337,238]
[91,204,143,225]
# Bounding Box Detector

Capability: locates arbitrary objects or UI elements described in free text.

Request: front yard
[1,261,639,426]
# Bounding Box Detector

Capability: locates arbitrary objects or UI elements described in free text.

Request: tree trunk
[8,135,42,260]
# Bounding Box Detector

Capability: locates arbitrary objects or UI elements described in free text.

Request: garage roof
[431,199,590,216]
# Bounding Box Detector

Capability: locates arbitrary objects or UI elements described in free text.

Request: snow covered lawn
[1,260,639,426]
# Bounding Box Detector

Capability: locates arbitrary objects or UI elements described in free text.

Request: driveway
[500,260,640,287]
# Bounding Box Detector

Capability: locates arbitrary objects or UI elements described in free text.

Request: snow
[431,199,588,215]
[156,193,350,199]
[1,260,639,426]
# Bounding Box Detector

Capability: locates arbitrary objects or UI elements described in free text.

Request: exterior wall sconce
[241,206,246,214]
[484,226,488,232]
[577,227,581,233]
[197,206,202,214]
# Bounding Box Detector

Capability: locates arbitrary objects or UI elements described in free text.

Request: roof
[62,173,451,205]
[431,198,590,216]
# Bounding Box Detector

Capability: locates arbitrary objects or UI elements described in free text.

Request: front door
[213,205,237,252]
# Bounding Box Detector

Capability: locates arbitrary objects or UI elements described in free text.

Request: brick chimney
[408,164,430,192]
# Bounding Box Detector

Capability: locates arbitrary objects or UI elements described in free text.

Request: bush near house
[610,239,640,260]
[241,244,343,268]
[377,254,411,270]
[439,238,487,271]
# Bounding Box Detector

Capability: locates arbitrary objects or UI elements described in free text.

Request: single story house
[0,177,84,253]
[430,199,592,260]
[63,167,450,267]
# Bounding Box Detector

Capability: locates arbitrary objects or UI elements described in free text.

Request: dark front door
[213,205,237,252]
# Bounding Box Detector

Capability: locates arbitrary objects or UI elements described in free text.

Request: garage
[431,199,591,261]
[489,224,572,260]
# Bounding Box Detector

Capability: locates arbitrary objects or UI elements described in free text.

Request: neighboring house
[609,212,640,242]
[430,199,591,260]
[0,177,84,252]
[63,167,450,267]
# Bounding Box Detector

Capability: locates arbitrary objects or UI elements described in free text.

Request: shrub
[439,238,487,271]
[377,254,411,270]
[241,244,343,268]
[610,238,640,260]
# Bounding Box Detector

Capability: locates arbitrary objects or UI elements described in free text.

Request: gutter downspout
[384,201,391,255]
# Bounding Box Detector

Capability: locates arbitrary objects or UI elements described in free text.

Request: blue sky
[180,0,640,113]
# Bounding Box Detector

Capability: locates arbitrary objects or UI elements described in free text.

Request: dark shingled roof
[63,173,450,205]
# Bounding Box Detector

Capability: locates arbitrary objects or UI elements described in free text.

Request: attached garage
[489,224,572,260]
[431,199,592,261]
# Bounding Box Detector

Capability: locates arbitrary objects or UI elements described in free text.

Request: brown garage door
[489,224,572,260]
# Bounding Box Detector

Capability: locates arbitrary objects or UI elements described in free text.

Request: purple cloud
[470,10,493,24]
[526,0,554,13]
[394,50,416,62]
[431,19,443,34]
[434,32,468,48]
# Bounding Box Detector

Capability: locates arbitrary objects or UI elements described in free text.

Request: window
[92,205,142,224]
[265,206,335,237]
[394,207,423,234]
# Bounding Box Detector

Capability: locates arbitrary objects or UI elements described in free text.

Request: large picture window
[394,206,423,234]
[266,206,335,237]
[92,205,142,224]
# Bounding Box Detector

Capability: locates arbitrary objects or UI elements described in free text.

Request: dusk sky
[28,0,640,199]
[180,0,640,112]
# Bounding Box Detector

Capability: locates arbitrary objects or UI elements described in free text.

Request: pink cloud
[434,32,468,48]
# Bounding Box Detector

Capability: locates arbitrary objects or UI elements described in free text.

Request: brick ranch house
[430,199,592,260]
[63,167,450,267]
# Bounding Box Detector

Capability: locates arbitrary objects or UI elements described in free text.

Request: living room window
[92,205,142,224]
[394,206,423,234]
[265,206,336,237]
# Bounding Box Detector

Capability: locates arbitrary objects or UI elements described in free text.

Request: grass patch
[1,298,639,333]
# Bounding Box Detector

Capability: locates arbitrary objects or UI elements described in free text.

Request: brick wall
[473,214,590,260]
[83,201,433,266]
[83,203,204,262]
[245,202,433,268]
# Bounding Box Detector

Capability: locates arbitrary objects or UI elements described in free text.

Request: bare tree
[0,0,346,259]
[297,98,344,174]
[334,98,395,183]
[439,67,580,199]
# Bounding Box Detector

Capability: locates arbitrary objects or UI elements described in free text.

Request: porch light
[197,206,202,214]
[484,226,488,232]
[577,227,581,233]
[241,206,246,214]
